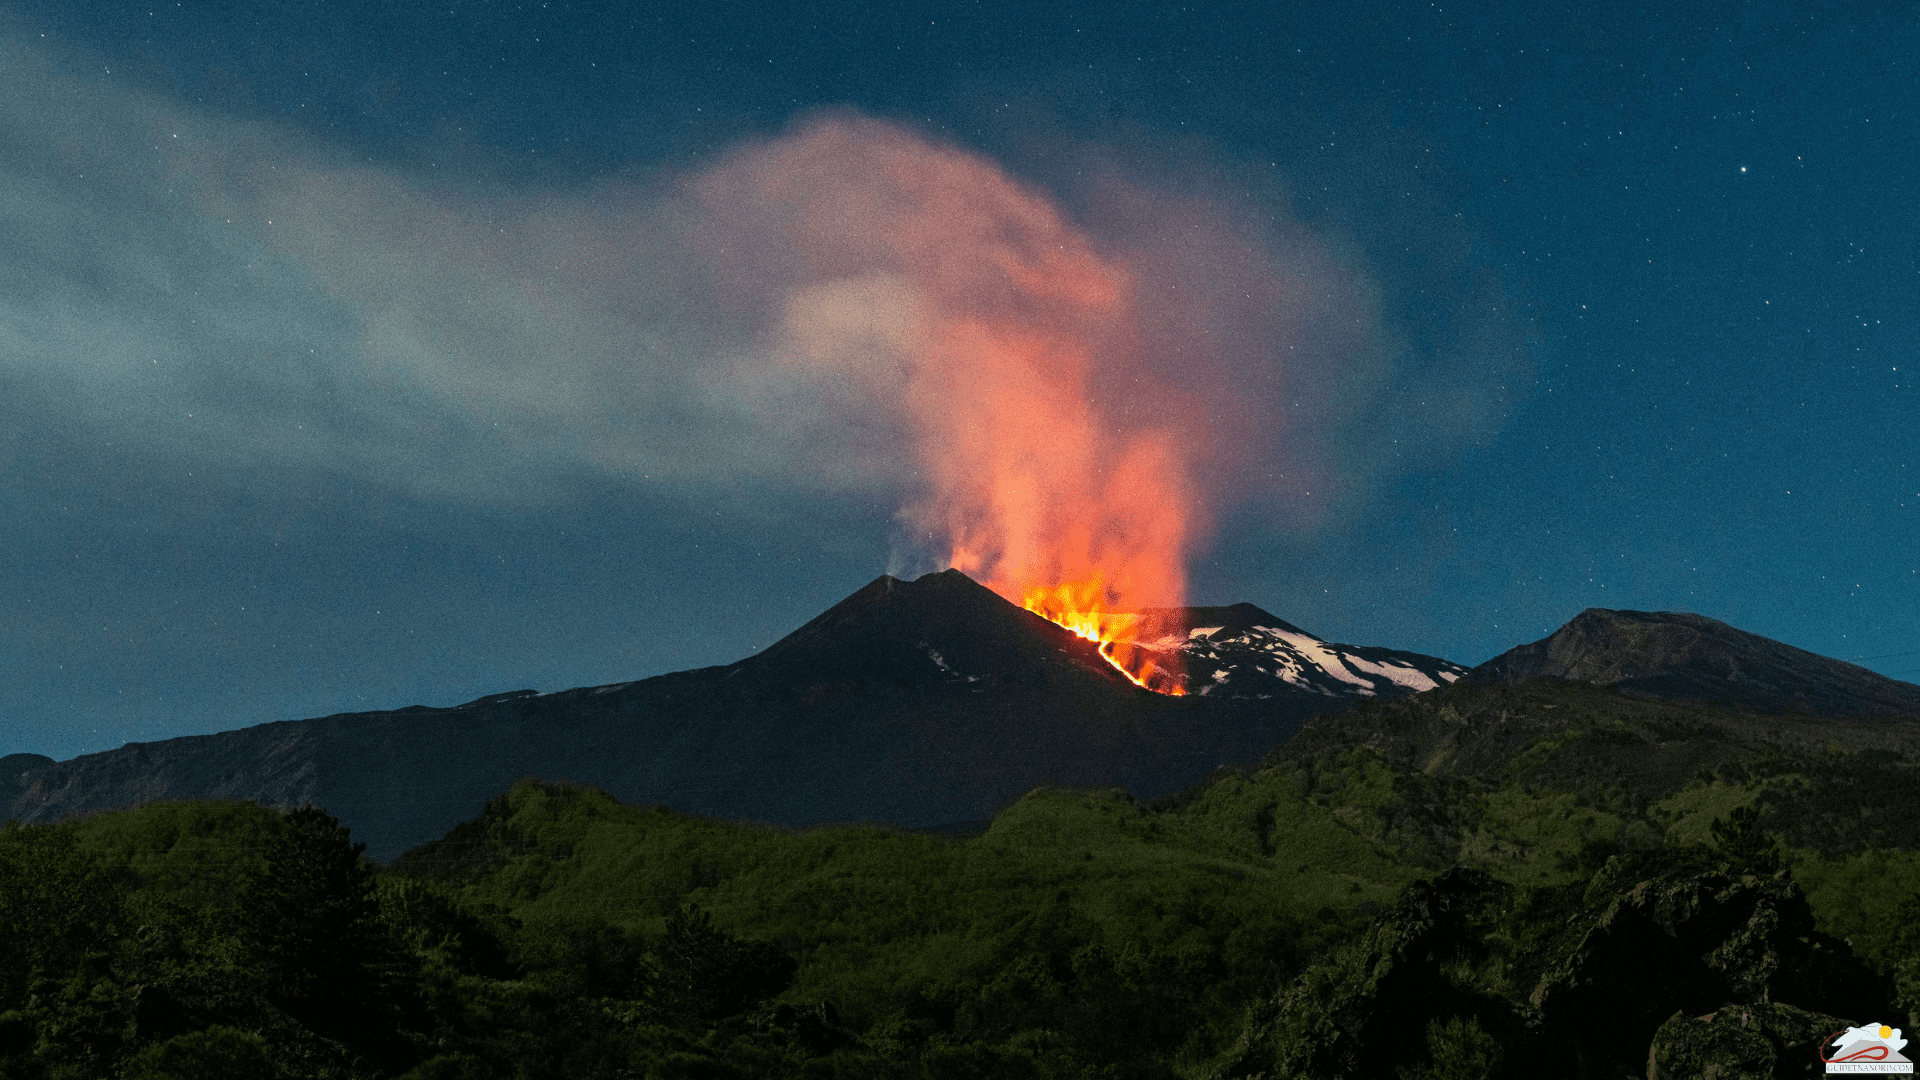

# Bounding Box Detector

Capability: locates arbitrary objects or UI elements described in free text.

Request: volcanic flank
[737,568,1143,696]
[3,569,1456,859]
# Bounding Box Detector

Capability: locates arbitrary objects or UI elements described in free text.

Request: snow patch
[925,645,980,682]
[1165,618,1463,698]
[1341,655,1441,692]
[1265,629,1377,688]
[1255,624,1324,642]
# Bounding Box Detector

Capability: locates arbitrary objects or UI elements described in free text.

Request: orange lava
[1022,583,1185,695]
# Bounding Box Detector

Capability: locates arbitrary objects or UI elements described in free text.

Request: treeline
[0,786,1346,1079]
[0,800,838,1079]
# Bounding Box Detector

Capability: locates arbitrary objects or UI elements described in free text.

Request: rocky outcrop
[1203,857,1886,1080]
[1209,867,1520,1079]
[1529,863,1881,1075]
[1646,1002,1847,1080]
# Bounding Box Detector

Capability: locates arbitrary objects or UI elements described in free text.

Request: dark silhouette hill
[1463,608,1920,718]
[4,569,1434,860]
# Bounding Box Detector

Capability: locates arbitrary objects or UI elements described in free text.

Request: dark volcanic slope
[1465,607,1920,718]
[744,568,1140,693]
[2,570,1339,860]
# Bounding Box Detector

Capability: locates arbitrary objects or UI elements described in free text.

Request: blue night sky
[3,1,1915,761]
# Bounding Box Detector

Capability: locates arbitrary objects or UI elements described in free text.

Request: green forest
[4,679,1919,1079]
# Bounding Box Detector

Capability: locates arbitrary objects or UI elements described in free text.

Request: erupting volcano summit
[2,569,1463,859]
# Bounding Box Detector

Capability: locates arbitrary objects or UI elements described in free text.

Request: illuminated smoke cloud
[688,117,1201,617]
[3,25,1465,629]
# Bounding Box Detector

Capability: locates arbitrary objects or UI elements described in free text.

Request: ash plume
[1,24,1522,601]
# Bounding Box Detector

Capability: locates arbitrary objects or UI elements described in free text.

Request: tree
[0,822,125,1009]
[640,906,796,1027]
[239,806,409,1066]
[379,876,519,981]
[1710,805,1782,876]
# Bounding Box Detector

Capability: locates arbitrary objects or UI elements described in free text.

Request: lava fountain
[1020,582,1187,695]
[915,315,1195,696]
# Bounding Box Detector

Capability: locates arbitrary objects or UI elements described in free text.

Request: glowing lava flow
[1022,582,1186,696]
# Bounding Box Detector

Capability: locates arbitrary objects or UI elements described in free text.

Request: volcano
[3,570,1456,859]
[1463,607,1920,718]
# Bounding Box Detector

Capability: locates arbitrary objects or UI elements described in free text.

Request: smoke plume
[2,25,1515,617]
[687,117,1210,612]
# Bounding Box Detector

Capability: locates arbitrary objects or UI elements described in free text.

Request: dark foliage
[1711,803,1782,875]
[640,905,798,1025]
[240,806,415,1069]
[120,1024,283,1080]
[1766,756,1920,856]
[0,821,126,1007]
[378,876,521,981]
[514,911,647,998]
[4,672,1918,1079]
[387,791,545,886]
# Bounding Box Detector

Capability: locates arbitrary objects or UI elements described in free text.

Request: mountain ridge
[1464,607,1920,718]
[13,584,1909,862]
[4,570,1423,858]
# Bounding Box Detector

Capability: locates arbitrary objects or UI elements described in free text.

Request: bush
[1397,1015,1503,1080]
[119,1024,280,1080]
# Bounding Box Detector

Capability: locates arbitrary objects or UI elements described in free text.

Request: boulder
[1646,1002,1848,1080]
